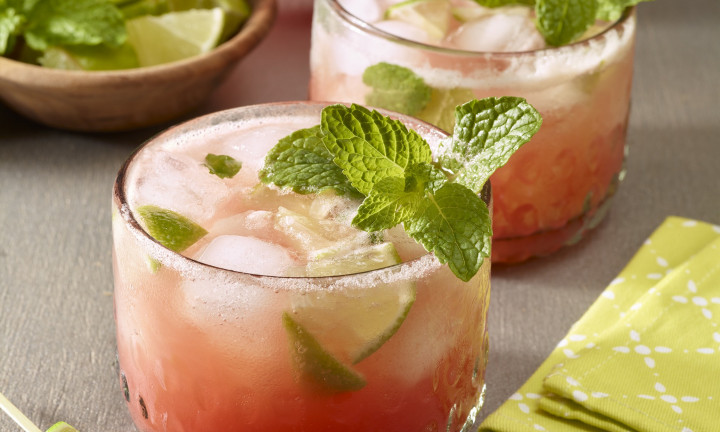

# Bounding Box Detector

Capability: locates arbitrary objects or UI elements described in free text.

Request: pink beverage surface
[112,105,491,431]
[309,0,637,262]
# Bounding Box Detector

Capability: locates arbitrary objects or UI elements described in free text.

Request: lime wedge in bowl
[126,8,227,67]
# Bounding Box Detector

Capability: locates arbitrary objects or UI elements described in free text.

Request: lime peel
[296,242,417,364]
[282,313,366,393]
[136,205,208,253]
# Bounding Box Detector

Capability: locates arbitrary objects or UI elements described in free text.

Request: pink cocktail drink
[309,0,636,263]
[112,102,492,431]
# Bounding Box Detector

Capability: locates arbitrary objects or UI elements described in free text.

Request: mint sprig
[262,99,541,281]
[24,0,126,51]
[535,0,598,47]
[259,125,361,197]
[440,97,543,193]
[0,3,25,55]
[474,0,650,46]
[320,104,432,196]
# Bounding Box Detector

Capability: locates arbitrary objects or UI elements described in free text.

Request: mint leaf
[535,0,598,46]
[352,162,447,232]
[204,153,242,179]
[320,104,432,196]
[24,0,126,51]
[596,0,648,21]
[363,62,432,116]
[440,97,542,194]
[352,176,421,232]
[0,4,25,55]
[260,126,360,197]
[404,182,491,282]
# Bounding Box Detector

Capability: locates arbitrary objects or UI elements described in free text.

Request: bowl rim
[0,0,277,86]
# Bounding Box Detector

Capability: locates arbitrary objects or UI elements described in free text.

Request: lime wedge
[294,242,416,364]
[168,0,251,40]
[46,422,79,432]
[136,205,208,252]
[385,0,452,40]
[38,43,139,71]
[126,8,226,67]
[307,241,400,276]
[282,312,367,393]
[417,87,475,132]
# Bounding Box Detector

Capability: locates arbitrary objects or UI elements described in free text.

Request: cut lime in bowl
[0,0,276,132]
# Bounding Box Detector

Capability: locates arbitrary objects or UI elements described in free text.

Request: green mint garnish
[262,98,542,281]
[204,153,242,179]
[352,163,446,232]
[363,62,432,116]
[0,3,24,55]
[475,0,650,46]
[440,96,543,194]
[320,104,432,197]
[535,0,598,47]
[404,182,492,281]
[596,0,651,21]
[24,0,126,52]
[259,125,361,197]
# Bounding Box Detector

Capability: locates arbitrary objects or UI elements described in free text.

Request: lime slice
[282,312,366,393]
[212,0,251,41]
[126,8,226,67]
[136,205,208,252]
[385,0,452,40]
[46,422,79,432]
[307,241,400,276]
[38,43,139,71]
[293,242,416,365]
[167,0,250,40]
[416,87,475,132]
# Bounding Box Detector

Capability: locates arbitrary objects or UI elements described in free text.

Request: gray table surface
[1,1,718,431]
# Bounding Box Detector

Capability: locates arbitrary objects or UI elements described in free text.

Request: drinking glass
[112,102,492,431]
[309,0,636,263]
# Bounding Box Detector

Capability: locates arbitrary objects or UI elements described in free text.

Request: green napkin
[479,216,720,432]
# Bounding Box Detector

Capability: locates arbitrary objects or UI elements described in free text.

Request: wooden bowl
[0,0,276,132]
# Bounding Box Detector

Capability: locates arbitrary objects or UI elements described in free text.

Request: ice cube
[132,150,228,223]
[196,235,298,276]
[373,19,433,45]
[318,17,433,77]
[445,10,546,52]
[209,210,276,238]
[338,0,383,23]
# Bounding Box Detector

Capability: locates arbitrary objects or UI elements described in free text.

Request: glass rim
[113,100,491,283]
[324,0,636,57]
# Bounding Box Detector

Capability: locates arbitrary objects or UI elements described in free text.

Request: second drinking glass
[309,0,637,263]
